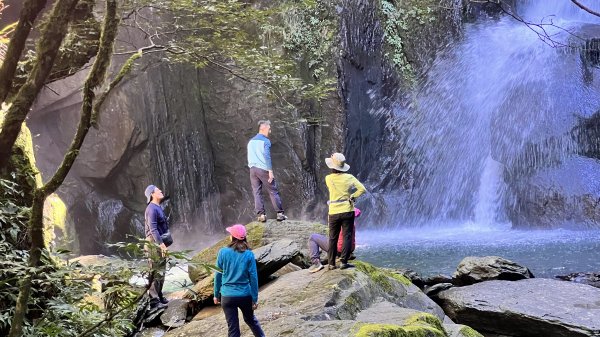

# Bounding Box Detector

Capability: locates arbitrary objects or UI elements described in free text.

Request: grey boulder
[437,278,600,337]
[453,256,534,286]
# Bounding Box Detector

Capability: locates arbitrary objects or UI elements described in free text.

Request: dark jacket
[145,203,169,244]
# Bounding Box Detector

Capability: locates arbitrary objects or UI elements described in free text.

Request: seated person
[307,208,361,273]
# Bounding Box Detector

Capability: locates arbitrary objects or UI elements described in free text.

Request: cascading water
[358,1,600,277]
[375,0,600,228]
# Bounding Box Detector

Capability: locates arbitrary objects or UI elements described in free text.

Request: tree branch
[8,1,118,334]
[570,0,600,18]
[0,0,79,172]
[43,0,119,193]
[0,0,48,102]
[473,0,585,48]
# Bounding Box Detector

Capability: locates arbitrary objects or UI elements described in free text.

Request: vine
[277,0,338,101]
[380,0,435,83]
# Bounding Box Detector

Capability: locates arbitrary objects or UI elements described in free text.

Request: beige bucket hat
[325,153,350,172]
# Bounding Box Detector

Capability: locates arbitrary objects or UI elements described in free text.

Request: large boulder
[253,239,305,278]
[556,272,600,289]
[453,256,534,286]
[187,220,326,283]
[159,299,190,329]
[436,278,600,337]
[166,261,482,337]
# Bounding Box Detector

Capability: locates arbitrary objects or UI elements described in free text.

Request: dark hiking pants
[221,296,265,337]
[250,166,284,215]
[145,238,166,302]
[327,211,355,266]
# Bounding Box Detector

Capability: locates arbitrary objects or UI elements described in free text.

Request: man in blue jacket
[144,184,171,308]
[247,120,287,222]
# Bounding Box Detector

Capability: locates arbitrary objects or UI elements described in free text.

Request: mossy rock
[43,193,75,250]
[352,322,447,337]
[457,326,483,337]
[355,261,413,291]
[188,222,265,283]
[444,324,484,337]
[404,312,446,335]
[188,220,327,283]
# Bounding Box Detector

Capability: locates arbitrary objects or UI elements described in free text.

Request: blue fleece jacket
[213,247,259,303]
[247,134,272,171]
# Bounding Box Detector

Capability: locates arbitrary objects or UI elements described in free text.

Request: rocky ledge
[166,260,480,337]
[137,220,482,337]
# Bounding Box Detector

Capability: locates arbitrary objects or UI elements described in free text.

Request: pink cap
[354,207,362,218]
[226,224,247,240]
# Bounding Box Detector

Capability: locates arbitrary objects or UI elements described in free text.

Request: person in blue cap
[144,184,171,308]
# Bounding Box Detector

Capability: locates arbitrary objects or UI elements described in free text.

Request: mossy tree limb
[7,0,119,335]
[0,0,48,102]
[91,50,141,127]
[0,0,80,172]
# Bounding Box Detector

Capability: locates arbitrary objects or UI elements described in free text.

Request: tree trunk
[0,0,79,172]
[7,0,119,334]
[0,0,48,102]
[7,191,44,337]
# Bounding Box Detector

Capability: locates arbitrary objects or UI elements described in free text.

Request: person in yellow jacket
[324,152,366,270]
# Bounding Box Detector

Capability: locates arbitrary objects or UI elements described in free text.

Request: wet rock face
[436,278,600,337]
[29,53,342,254]
[338,0,463,186]
[507,156,600,229]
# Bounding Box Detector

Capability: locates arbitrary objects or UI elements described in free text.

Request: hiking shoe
[327,264,337,270]
[150,299,168,310]
[257,214,267,222]
[308,262,324,273]
[349,254,356,261]
[340,263,355,270]
[159,297,169,304]
[276,212,288,221]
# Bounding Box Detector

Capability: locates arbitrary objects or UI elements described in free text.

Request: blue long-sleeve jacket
[214,247,259,303]
[247,134,272,171]
[144,203,169,244]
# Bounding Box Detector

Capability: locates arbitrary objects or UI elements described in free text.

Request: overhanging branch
[571,0,600,18]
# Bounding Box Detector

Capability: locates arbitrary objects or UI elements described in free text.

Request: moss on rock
[458,326,484,337]
[353,322,447,337]
[404,313,445,335]
[188,222,266,283]
[355,261,413,292]
[43,193,77,252]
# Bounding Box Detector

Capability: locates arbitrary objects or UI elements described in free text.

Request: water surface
[356,224,600,278]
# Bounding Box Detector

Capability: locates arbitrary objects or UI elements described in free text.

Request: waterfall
[376,0,600,228]
[97,199,123,239]
[474,155,506,226]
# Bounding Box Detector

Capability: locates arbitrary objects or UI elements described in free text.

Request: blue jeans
[250,166,284,214]
[221,296,265,337]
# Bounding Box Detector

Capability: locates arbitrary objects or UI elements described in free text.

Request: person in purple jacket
[247,120,287,222]
[144,184,171,308]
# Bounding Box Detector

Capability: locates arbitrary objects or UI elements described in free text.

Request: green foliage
[280,0,337,81]
[119,0,338,109]
[380,0,435,84]
[0,179,29,246]
[0,192,218,337]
